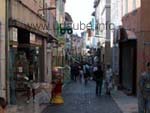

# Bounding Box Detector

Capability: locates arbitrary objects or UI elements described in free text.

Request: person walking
[83,63,90,85]
[138,62,150,113]
[93,63,104,96]
[79,63,84,83]
[105,64,113,95]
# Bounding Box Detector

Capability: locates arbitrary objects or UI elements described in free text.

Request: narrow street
[42,81,122,113]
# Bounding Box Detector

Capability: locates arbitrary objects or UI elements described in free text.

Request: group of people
[70,61,113,96]
[70,62,93,84]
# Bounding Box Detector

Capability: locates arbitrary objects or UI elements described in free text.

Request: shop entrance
[119,40,137,95]
[9,28,43,104]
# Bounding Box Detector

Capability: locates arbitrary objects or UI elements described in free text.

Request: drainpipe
[5,0,10,103]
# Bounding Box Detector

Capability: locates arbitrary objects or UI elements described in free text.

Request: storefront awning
[9,19,49,38]
[48,33,58,43]
[118,27,136,42]
[9,19,58,43]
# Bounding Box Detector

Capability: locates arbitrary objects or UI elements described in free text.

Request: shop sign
[10,27,18,42]
[30,33,36,44]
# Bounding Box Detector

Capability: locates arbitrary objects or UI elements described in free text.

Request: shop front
[9,27,45,104]
[119,28,137,95]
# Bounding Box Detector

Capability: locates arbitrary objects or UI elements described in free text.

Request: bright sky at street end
[65,0,94,35]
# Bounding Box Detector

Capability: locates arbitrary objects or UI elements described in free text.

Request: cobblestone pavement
[42,81,122,113]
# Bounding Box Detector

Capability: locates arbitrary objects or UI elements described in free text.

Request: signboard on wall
[30,33,36,44]
[10,27,18,42]
[30,33,42,46]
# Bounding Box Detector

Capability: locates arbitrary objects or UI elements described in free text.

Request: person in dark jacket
[83,63,90,85]
[94,64,104,96]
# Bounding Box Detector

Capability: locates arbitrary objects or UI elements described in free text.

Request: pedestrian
[89,64,93,80]
[105,64,113,95]
[0,97,7,113]
[71,62,78,81]
[83,63,90,85]
[79,64,84,83]
[138,61,150,113]
[93,63,104,96]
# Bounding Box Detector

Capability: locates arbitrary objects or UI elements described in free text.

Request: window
[133,0,136,10]
[125,0,128,14]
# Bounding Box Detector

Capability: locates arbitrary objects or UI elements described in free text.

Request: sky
[65,0,94,35]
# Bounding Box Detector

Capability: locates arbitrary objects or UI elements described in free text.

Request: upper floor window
[133,0,136,10]
[125,0,128,14]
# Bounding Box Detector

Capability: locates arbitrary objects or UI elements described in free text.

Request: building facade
[110,0,122,76]
[64,12,73,64]
[94,0,111,66]
[56,0,66,66]
[0,0,6,98]
[0,0,59,104]
[118,0,150,94]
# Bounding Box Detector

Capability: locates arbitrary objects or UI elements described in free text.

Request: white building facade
[94,0,111,65]
[110,0,122,74]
